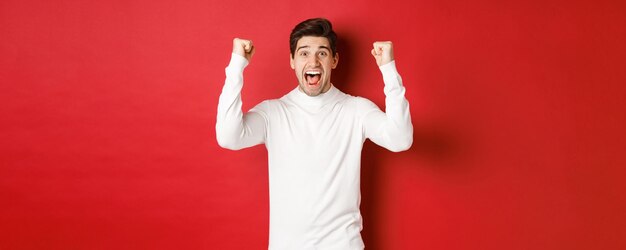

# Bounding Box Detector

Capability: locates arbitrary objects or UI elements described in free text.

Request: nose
[308,54,320,66]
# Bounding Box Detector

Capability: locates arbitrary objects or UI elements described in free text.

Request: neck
[293,84,339,107]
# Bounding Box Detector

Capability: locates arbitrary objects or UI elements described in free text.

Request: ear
[290,53,295,69]
[332,53,339,69]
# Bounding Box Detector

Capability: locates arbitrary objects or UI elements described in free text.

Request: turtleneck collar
[289,84,341,107]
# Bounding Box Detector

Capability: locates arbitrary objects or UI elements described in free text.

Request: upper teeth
[306,71,321,75]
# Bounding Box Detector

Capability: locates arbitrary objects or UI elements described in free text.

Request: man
[216,18,412,250]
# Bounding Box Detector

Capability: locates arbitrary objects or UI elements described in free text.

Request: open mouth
[304,71,321,85]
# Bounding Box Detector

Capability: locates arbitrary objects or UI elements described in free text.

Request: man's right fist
[232,38,255,62]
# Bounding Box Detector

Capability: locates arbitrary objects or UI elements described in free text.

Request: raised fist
[232,38,255,62]
[371,41,394,67]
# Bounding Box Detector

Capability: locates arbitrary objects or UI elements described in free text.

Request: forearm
[364,61,413,152]
[215,53,265,150]
[381,61,412,128]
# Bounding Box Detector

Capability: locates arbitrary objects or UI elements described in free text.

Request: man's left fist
[371,41,394,67]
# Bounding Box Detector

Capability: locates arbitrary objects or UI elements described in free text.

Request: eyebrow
[296,45,331,52]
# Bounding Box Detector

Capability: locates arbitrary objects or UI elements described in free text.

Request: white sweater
[216,53,413,250]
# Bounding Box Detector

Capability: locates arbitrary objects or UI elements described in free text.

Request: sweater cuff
[226,53,249,72]
[379,60,398,78]
[379,60,402,88]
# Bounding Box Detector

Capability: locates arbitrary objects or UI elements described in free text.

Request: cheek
[294,61,302,70]
[294,64,304,78]
[324,60,335,71]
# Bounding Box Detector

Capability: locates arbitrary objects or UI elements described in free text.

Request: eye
[300,51,308,57]
[319,51,327,56]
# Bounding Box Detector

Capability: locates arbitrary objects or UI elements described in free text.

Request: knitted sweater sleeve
[362,61,414,152]
[215,53,266,150]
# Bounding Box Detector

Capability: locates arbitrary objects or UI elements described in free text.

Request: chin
[297,83,317,96]
[303,89,320,97]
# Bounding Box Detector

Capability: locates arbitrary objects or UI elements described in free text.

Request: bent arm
[363,61,413,152]
[215,53,266,150]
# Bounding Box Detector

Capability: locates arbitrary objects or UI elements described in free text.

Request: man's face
[290,36,338,96]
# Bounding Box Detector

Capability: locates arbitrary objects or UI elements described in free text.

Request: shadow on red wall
[334,29,467,248]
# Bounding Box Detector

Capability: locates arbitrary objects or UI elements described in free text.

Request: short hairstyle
[289,18,337,58]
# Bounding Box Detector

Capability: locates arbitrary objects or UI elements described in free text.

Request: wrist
[227,53,249,71]
[379,60,397,74]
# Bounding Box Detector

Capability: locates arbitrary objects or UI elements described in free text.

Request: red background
[2,0,625,249]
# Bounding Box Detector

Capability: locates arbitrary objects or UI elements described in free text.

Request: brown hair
[289,18,337,58]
